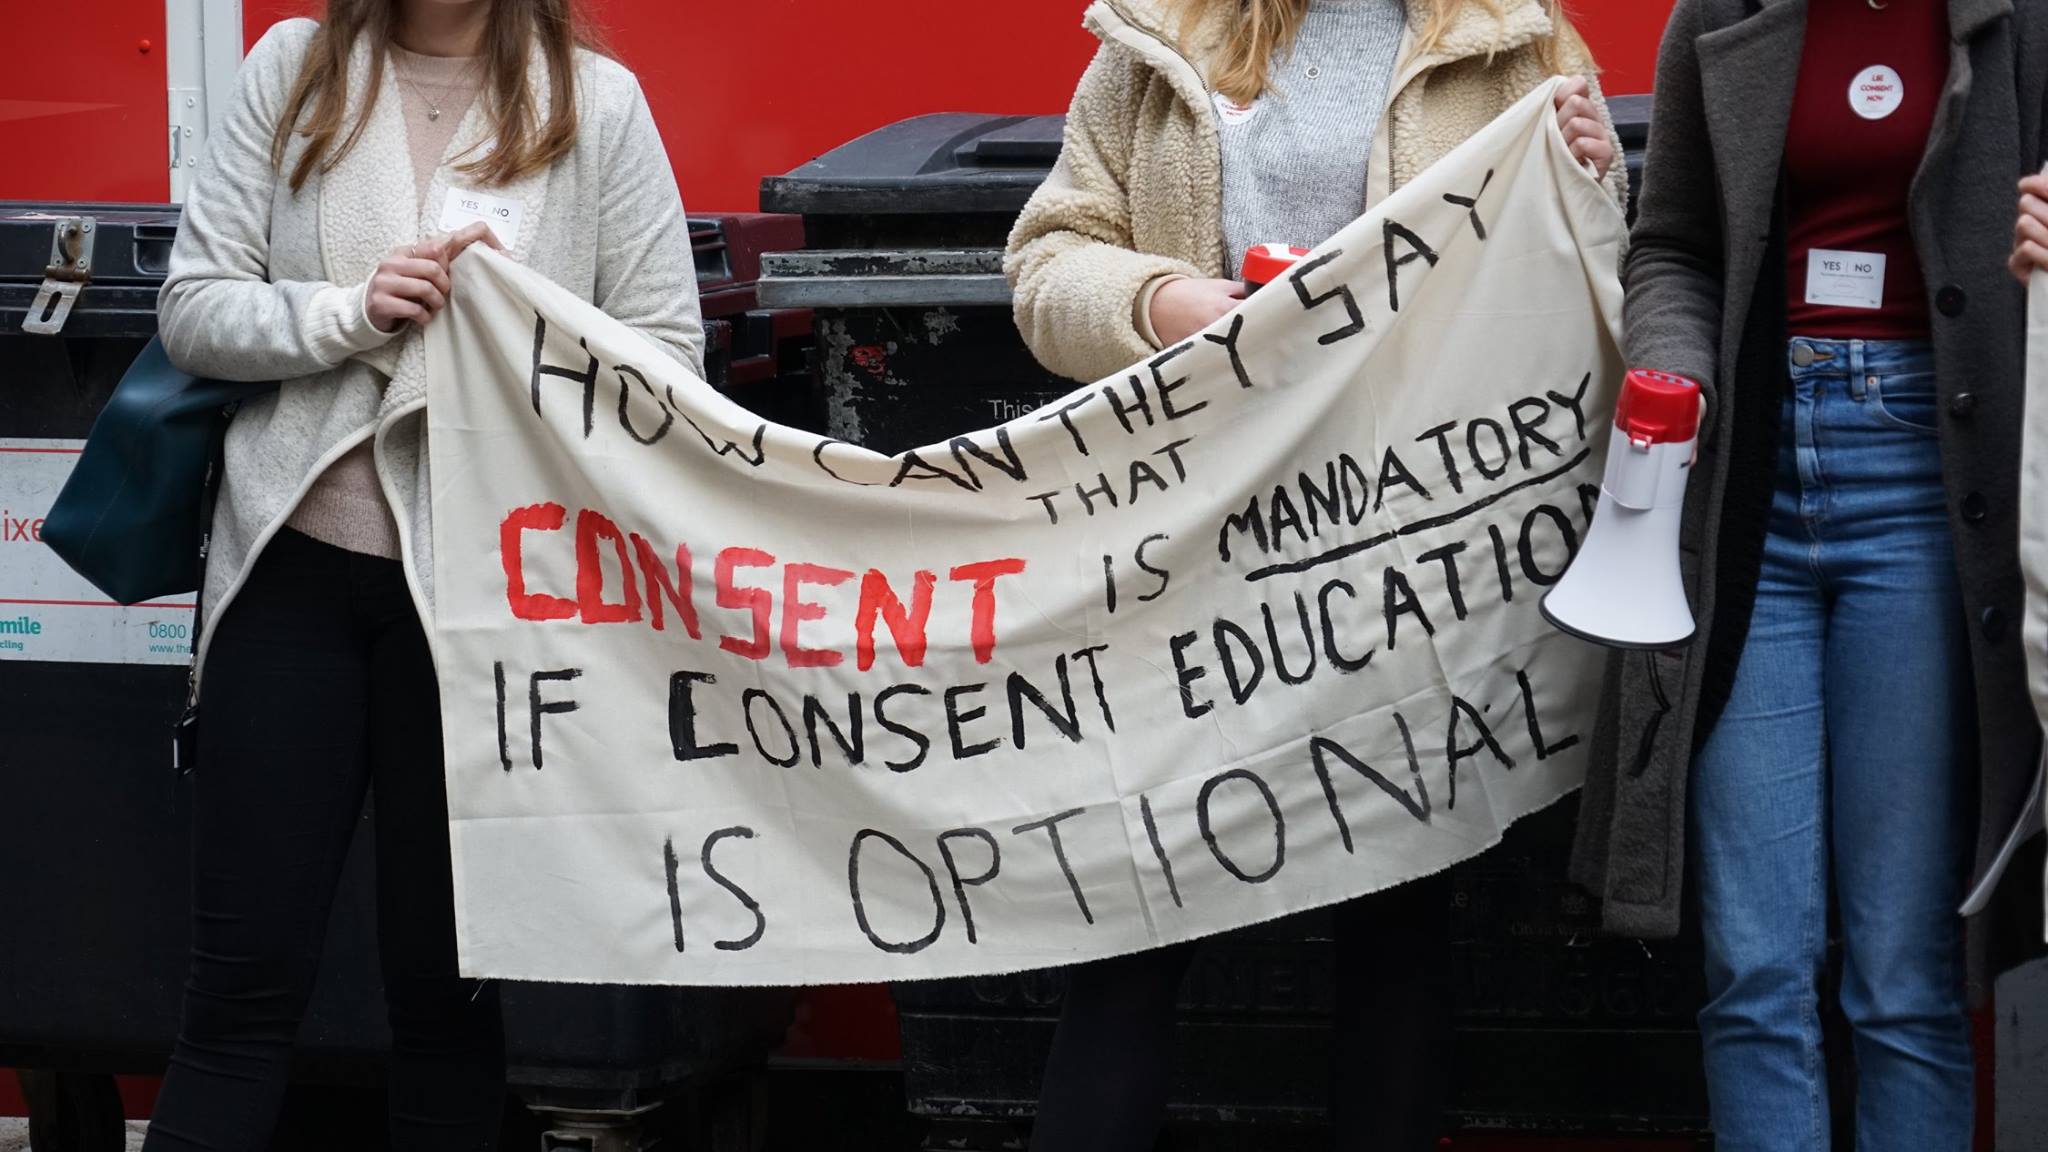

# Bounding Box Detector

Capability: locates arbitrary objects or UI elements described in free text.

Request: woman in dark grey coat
[1570,0,2048,1146]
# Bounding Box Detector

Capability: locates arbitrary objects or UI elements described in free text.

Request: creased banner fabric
[428,81,1626,985]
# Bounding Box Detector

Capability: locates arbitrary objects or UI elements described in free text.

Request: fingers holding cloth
[1552,76,1616,181]
[365,221,504,334]
[2012,169,2048,284]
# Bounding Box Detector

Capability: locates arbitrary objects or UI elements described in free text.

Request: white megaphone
[1541,369,1702,650]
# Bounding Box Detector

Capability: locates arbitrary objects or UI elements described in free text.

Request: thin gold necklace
[392,54,478,122]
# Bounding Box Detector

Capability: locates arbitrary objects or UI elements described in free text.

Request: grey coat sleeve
[1621,0,1725,413]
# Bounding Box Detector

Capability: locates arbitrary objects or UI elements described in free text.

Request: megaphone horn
[1541,369,1702,651]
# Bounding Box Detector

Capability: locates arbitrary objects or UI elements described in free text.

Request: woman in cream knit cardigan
[1004,1,1624,1148]
[149,0,701,1146]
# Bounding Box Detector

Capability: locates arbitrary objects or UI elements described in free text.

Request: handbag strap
[172,402,237,775]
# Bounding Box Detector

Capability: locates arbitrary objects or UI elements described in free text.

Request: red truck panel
[0,0,169,202]
[233,1,1672,213]
[0,2,1673,209]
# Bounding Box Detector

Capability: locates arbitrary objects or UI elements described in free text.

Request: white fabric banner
[428,82,1626,986]
[2017,266,2048,932]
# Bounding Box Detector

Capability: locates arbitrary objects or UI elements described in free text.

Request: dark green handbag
[42,336,276,605]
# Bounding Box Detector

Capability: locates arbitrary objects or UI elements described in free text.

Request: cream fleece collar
[1089,0,1554,79]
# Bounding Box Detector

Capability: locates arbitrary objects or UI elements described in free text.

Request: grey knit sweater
[1218,0,1406,278]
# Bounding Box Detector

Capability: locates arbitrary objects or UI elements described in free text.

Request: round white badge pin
[1213,92,1258,126]
[1849,65,1905,120]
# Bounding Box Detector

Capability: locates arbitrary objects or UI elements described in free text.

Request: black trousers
[143,531,505,1152]
[1028,872,1453,1152]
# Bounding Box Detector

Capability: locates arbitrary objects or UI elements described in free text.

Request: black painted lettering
[1150,343,1206,420]
[1467,418,1512,481]
[704,827,766,951]
[529,668,582,770]
[1201,314,1256,390]
[1382,567,1435,649]
[1289,250,1367,344]
[948,427,1027,488]
[1139,794,1184,908]
[1416,421,1465,495]
[1262,593,1318,686]
[875,684,933,772]
[1416,541,1470,622]
[1008,656,1082,748]
[945,683,1000,760]
[1170,631,1215,720]
[1518,669,1582,760]
[1317,579,1375,673]
[615,363,674,445]
[529,313,599,437]
[1102,375,1155,435]
[803,693,865,767]
[1215,617,1266,704]
[936,828,1001,946]
[1441,168,1495,240]
[848,830,946,955]
[1219,496,1269,562]
[495,661,513,773]
[743,688,801,768]
[1507,396,1562,468]
[1382,221,1441,313]
[1035,395,1097,456]
[1070,644,1116,732]
[670,671,739,762]
[1198,769,1287,884]
[1011,808,1095,924]
[1517,504,1579,587]
[1545,372,1593,441]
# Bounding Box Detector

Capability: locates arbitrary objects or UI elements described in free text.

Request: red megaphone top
[1242,244,1313,291]
[1614,369,1702,446]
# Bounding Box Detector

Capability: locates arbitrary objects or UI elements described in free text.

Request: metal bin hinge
[23,216,96,336]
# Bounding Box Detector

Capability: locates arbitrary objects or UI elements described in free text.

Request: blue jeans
[1691,337,1975,1151]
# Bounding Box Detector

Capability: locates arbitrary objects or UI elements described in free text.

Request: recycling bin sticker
[0,439,196,665]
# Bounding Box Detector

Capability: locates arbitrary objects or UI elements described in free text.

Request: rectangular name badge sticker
[439,187,523,250]
[1806,248,1887,310]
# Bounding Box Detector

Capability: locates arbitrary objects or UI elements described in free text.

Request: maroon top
[1783,0,1950,339]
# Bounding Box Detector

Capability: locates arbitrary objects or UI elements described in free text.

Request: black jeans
[144,531,505,1152]
[1028,872,1453,1152]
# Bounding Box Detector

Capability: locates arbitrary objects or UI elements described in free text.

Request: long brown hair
[270,0,589,192]
[1176,0,1592,106]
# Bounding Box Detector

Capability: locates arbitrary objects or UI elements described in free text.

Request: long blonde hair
[1176,0,1592,105]
[271,0,595,193]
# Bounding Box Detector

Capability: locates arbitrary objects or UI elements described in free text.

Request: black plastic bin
[0,202,793,1152]
[756,104,1706,1148]
[757,114,1076,454]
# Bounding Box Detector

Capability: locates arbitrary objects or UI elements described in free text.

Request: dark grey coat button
[1937,285,1967,317]
[1962,492,1988,522]
[1982,606,2008,642]
[1949,391,1977,417]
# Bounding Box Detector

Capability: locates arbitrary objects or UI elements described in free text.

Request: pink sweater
[285,47,481,558]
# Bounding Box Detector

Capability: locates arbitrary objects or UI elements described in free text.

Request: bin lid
[760,113,1065,217]
[1608,93,1649,151]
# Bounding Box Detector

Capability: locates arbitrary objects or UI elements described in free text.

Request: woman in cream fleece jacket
[1006,2,1624,1150]
[1005,0,1626,386]
[148,0,701,1146]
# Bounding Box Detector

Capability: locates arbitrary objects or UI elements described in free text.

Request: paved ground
[0,1118,148,1150]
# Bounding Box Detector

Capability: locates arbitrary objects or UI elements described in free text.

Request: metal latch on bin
[23,216,96,336]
